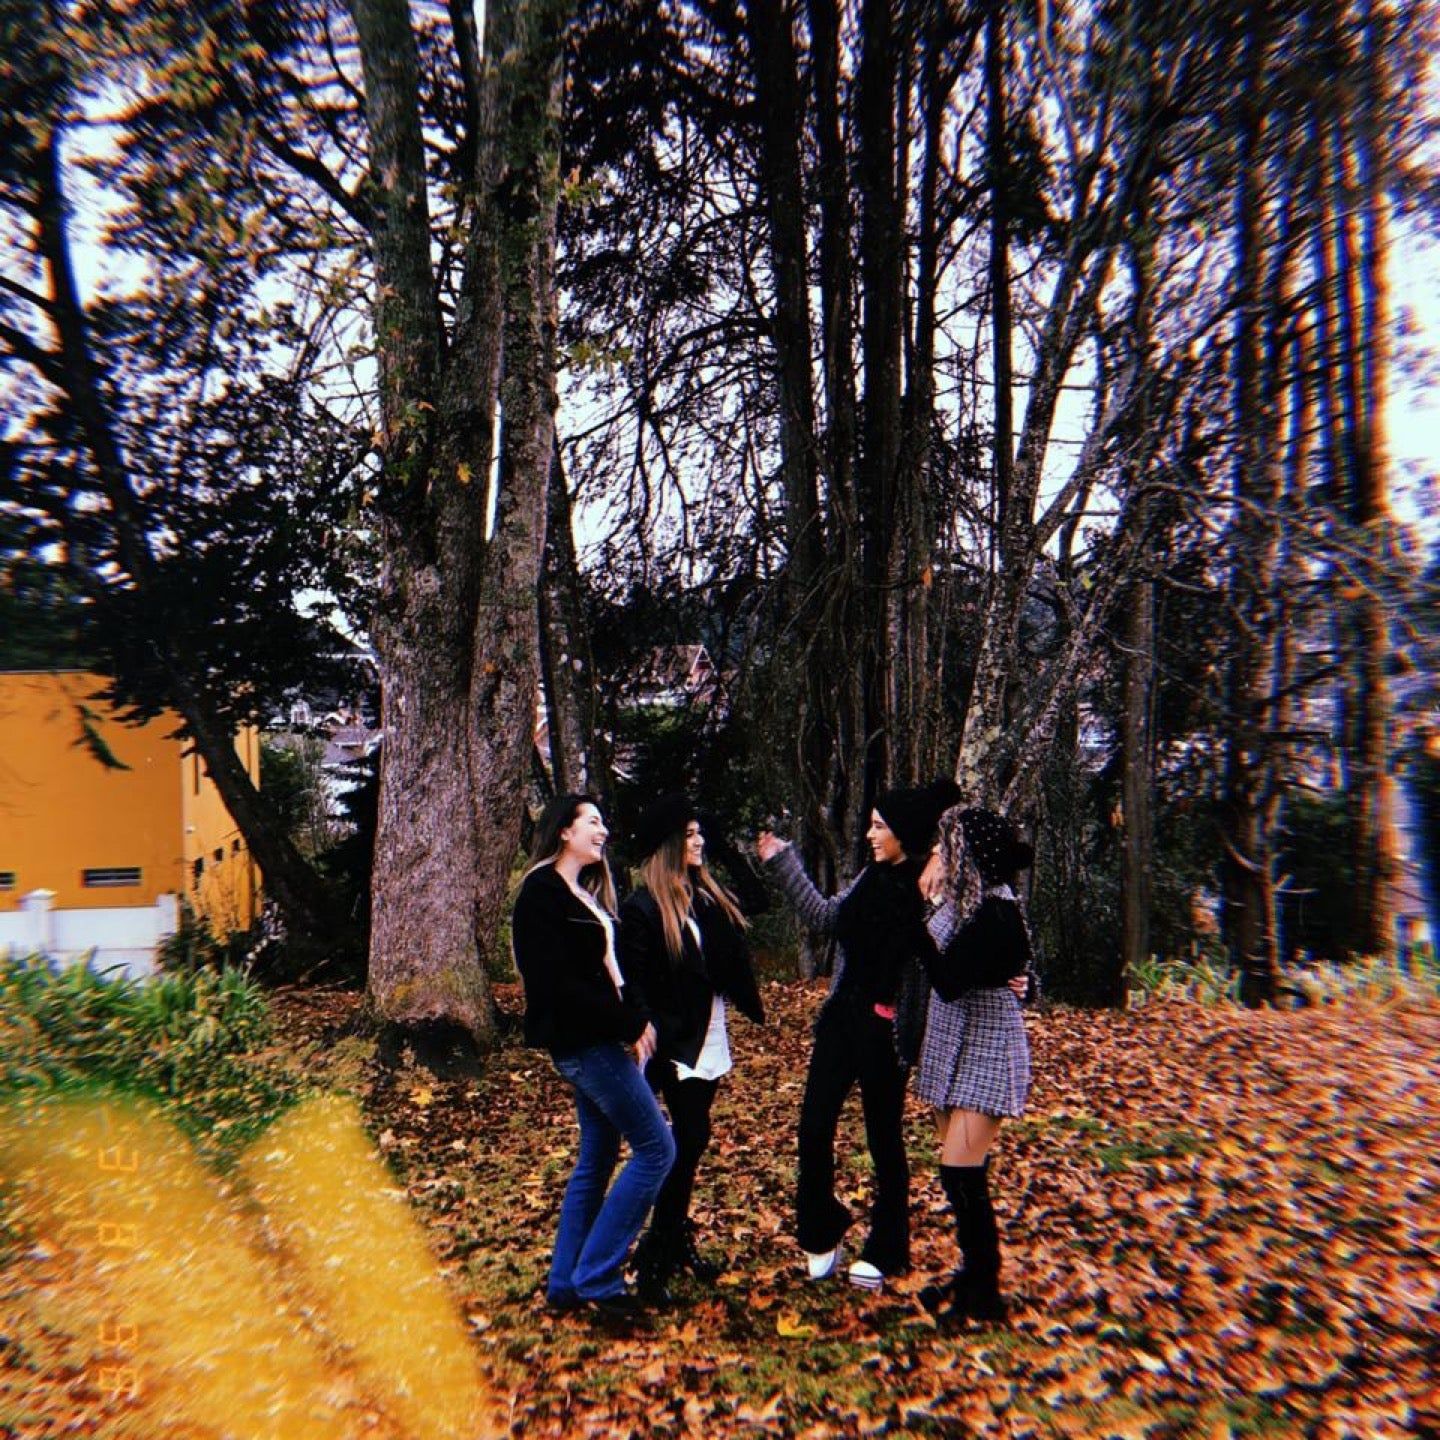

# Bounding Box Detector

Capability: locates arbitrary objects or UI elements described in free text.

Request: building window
[213,847,224,864]
[82,867,142,888]
[192,857,204,882]
[0,871,15,890]
[232,839,242,854]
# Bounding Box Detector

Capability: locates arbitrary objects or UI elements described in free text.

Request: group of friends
[510,781,1037,1330]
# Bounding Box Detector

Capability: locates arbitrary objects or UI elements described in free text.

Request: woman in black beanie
[916,805,1036,1324]
[619,795,766,1299]
[757,781,959,1292]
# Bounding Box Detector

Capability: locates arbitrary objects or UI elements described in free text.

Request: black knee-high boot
[919,1165,969,1313]
[931,1160,1006,1323]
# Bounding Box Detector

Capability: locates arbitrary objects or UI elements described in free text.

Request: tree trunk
[807,0,866,877]
[745,0,833,885]
[1119,576,1155,1003]
[856,0,904,808]
[986,0,1015,542]
[894,0,965,784]
[538,438,597,794]
[472,59,565,973]
[1118,179,1159,1007]
[1349,0,1396,955]
[1219,0,1286,1006]
[354,0,571,1059]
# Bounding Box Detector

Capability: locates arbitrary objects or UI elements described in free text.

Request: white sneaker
[847,1259,884,1291]
[805,1245,842,1281]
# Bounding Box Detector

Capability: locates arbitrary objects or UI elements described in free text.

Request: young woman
[915,805,1035,1324]
[511,794,676,1319]
[757,782,959,1292]
[618,795,766,1297]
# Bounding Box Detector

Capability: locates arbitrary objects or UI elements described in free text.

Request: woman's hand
[755,830,789,863]
[634,1022,657,1067]
[919,847,944,902]
[1007,974,1029,1000]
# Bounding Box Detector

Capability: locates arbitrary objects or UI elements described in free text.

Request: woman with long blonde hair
[618,794,765,1298]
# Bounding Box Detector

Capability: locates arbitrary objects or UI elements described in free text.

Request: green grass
[1096,1125,1211,1173]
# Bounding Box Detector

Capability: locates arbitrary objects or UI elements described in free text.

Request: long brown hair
[638,828,747,961]
[525,793,618,915]
[936,806,982,919]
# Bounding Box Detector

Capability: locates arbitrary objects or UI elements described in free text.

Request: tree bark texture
[745,0,839,888]
[1346,0,1396,955]
[1219,0,1284,1005]
[538,438,597,794]
[354,0,571,1047]
[856,0,903,808]
[805,0,867,872]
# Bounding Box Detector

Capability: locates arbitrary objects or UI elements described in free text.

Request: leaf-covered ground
[5,982,1437,1438]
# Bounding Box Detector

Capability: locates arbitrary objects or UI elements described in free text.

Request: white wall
[0,890,179,981]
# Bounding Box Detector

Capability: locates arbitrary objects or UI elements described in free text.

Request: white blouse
[673,915,733,1081]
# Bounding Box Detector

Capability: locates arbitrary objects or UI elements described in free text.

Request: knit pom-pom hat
[957,807,1034,885]
[875,779,965,857]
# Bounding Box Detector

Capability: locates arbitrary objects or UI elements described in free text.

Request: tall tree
[0,0,364,942]
[352,0,570,1055]
[1340,0,1398,956]
[2,0,574,1052]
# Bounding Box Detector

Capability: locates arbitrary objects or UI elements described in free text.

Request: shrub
[1125,945,1241,1006]
[1281,951,1440,1007]
[0,954,295,1159]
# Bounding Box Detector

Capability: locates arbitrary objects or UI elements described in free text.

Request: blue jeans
[548,1042,676,1302]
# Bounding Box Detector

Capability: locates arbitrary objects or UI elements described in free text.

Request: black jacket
[925,895,1033,1002]
[618,880,764,1069]
[832,858,931,1009]
[512,864,650,1056]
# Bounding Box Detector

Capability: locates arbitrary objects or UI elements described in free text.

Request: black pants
[796,995,910,1273]
[649,1064,719,1234]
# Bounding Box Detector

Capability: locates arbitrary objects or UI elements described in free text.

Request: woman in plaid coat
[916,805,1035,1324]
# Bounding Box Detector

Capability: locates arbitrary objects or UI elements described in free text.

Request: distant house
[0,671,261,978]
[630,645,720,708]
[264,637,381,820]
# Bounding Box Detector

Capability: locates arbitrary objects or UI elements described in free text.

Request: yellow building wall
[0,672,260,934]
[181,723,261,933]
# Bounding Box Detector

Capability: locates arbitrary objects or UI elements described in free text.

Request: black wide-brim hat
[632,792,698,860]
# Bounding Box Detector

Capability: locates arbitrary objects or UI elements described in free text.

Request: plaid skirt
[914,987,1031,1117]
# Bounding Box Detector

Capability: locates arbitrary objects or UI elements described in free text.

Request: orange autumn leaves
[3,983,1434,1437]
[386,985,1435,1437]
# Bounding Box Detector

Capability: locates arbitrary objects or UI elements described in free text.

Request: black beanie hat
[632,793,698,859]
[875,779,964,857]
[958,807,1034,884]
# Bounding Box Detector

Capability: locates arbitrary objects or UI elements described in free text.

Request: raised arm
[761,843,844,935]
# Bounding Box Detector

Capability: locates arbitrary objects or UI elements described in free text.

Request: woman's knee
[644,1122,678,1176]
[871,1141,909,1181]
[798,1109,836,1153]
[576,1129,622,1175]
[679,1114,712,1161]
